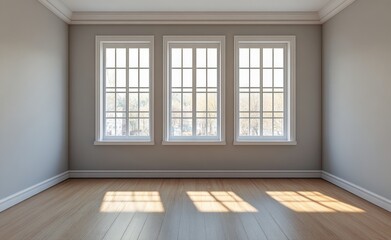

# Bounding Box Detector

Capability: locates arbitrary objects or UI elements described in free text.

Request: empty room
[0,0,390,239]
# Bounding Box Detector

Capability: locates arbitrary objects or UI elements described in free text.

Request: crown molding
[38,0,72,23]
[38,0,355,25]
[70,11,320,25]
[319,0,356,23]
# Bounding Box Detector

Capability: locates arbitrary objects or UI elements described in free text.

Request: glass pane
[239,69,249,87]
[263,69,273,88]
[116,93,126,111]
[106,69,115,87]
[139,119,150,136]
[239,119,249,136]
[129,69,138,88]
[207,119,217,136]
[274,69,284,88]
[106,48,115,68]
[263,48,273,68]
[105,119,115,136]
[196,119,206,136]
[207,48,217,68]
[274,48,284,68]
[129,48,139,68]
[171,48,182,68]
[139,48,149,68]
[116,69,126,87]
[106,93,115,111]
[196,93,206,111]
[250,119,260,136]
[129,93,138,111]
[274,119,284,136]
[183,48,192,68]
[250,69,260,88]
[250,48,260,68]
[239,93,249,111]
[208,93,217,111]
[139,93,149,111]
[171,69,181,88]
[196,48,206,68]
[239,48,249,68]
[207,69,217,88]
[183,93,192,111]
[171,119,181,136]
[116,119,126,136]
[140,69,149,88]
[116,48,126,68]
[182,119,192,136]
[250,93,260,112]
[183,69,192,88]
[129,119,139,136]
[263,119,273,136]
[274,93,284,112]
[263,93,273,111]
[171,93,181,111]
[197,69,206,87]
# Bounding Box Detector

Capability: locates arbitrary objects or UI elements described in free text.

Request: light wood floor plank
[0,179,390,240]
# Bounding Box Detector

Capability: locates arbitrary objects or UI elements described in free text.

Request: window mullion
[192,47,197,137]
[248,48,251,136]
[137,48,141,137]
[260,47,264,137]
[206,48,209,136]
[180,48,184,136]
[272,48,275,137]
[114,48,117,136]
[126,47,129,137]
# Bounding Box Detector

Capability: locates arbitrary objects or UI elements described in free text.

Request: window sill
[162,141,226,146]
[94,140,155,145]
[233,140,297,146]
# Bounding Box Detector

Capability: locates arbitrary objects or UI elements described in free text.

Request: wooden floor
[0,179,390,240]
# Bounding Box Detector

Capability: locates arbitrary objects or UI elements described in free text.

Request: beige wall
[69,25,322,170]
[0,0,68,199]
[323,0,391,199]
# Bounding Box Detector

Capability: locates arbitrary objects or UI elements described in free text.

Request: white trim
[319,0,356,23]
[94,140,155,145]
[162,141,227,146]
[234,140,297,146]
[95,36,155,145]
[38,0,72,23]
[163,36,226,144]
[322,171,391,212]
[0,171,69,213]
[38,0,355,25]
[69,170,321,178]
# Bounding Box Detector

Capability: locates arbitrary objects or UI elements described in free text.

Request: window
[234,36,296,145]
[95,36,154,145]
[163,36,225,145]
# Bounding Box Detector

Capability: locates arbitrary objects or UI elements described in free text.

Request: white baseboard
[0,171,69,213]
[68,170,322,178]
[322,171,391,212]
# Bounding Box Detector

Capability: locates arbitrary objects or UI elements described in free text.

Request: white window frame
[163,36,226,145]
[95,36,154,145]
[234,36,296,145]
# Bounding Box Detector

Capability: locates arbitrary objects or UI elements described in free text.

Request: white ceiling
[61,0,331,12]
[39,0,355,24]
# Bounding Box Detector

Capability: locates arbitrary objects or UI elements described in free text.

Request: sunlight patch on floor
[266,191,365,213]
[100,191,165,212]
[187,191,258,212]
